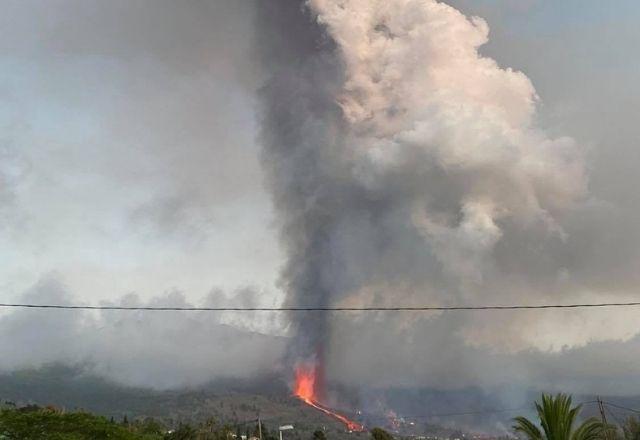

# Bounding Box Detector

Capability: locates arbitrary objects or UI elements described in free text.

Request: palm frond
[535,393,581,440]
[514,393,593,440]
[571,418,603,440]
[513,416,543,440]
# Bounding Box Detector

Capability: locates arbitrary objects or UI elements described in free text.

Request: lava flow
[294,364,364,432]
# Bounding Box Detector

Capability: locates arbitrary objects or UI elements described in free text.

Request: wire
[604,404,625,427]
[366,406,532,420]
[603,402,640,415]
[328,400,599,422]
[417,400,598,418]
[581,400,600,405]
[1,302,640,312]
[417,407,531,417]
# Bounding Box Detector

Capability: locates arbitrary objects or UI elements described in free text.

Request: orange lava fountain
[294,364,364,432]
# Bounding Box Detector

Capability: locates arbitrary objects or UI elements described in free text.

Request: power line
[407,400,598,419]
[597,397,611,440]
[223,402,586,428]
[308,400,598,423]
[604,405,625,427]
[198,400,601,427]
[365,406,532,420]
[603,402,640,415]
[582,400,600,405]
[1,302,640,312]
[413,407,531,417]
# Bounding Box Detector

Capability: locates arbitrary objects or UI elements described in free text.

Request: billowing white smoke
[259,0,596,389]
[308,0,586,285]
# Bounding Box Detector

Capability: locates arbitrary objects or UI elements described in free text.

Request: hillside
[0,365,366,440]
[4,364,635,438]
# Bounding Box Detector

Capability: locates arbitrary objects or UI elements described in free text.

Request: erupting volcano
[294,364,364,432]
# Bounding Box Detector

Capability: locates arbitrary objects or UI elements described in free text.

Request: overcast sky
[1,1,640,393]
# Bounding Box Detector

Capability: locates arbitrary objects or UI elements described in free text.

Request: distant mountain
[3,364,636,437]
[0,364,511,435]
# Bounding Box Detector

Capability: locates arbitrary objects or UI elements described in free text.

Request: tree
[165,423,198,440]
[313,429,327,440]
[253,421,276,440]
[133,417,164,436]
[252,422,262,438]
[370,427,394,440]
[512,393,603,440]
[623,416,640,440]
[0,407,161,439]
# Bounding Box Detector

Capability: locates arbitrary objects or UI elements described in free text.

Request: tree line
[2,394,640,440]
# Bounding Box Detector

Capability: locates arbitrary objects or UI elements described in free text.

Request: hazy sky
[1,1,640,393]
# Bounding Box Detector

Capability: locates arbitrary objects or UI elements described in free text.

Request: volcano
[293,363,364,432]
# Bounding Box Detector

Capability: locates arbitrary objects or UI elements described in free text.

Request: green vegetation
[512,394,603,440]
[599,415,640,440]
[622,416,640,440]
[0,405,254,440]
[0,405,162,439]
[369,428,393,440]
[313,430,327,440]
[0,404,351,440]
[10,389,640,440]
[0,365,361,440]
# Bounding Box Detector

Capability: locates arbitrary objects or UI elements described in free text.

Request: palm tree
[513,393,603,440]
[623,416,640,440]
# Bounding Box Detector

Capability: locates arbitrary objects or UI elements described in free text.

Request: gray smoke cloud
[255,0,344,372]
[257,0,640,395]
[0,276,285,389]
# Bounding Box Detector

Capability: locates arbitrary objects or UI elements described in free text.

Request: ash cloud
[255,0,344,365]
[257,0,640,395]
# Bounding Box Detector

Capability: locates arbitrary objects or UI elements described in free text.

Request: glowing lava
[295,365,316,403]
[294,364,364,432]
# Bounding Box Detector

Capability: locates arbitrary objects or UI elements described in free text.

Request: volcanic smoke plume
[258,0,586,397]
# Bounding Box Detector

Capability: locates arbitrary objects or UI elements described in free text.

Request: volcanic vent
[293,362,363,432]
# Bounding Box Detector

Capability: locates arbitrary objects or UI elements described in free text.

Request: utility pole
[597,396,610,440]
[279,425,294,440]
[258,414,262,440]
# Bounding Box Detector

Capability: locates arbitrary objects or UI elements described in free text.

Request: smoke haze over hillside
[1,0,640,400]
